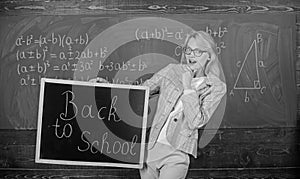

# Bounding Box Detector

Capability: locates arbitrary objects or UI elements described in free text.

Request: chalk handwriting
[52,118,73,139]
[135,27,184,41]
[78,131,138,156]
[15,25,229,87]
[16,33,89,48]
[59,90,121,122]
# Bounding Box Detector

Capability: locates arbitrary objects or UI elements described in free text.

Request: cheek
[197,58,207,66]
[185,55,192,62]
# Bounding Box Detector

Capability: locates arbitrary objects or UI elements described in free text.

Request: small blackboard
[35,78,149,168]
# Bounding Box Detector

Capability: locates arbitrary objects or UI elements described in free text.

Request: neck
[195,67,205,77]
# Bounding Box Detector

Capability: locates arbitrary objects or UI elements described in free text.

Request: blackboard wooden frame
[35,78,149,169]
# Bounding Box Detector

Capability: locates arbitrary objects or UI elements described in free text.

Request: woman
[91,31,226,178]
[139,31,226,179]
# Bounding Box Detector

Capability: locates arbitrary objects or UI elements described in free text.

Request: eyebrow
[186,47,207,51]
[186,44,210,49]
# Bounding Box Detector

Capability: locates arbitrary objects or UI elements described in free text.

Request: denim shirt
[143,63,227,158]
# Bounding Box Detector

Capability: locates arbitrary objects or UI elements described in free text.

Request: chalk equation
[15,33,89,49]
[15,32,149,86]
[14,25,230,87]
[135,27,185,41]
[136,26,228,56]
[16,47,108,61]
[17,59,147,75]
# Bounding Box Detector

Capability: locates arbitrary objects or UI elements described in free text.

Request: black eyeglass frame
[183,47,210,57]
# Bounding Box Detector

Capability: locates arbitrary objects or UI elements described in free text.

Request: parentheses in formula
[16,50,20,61]
[135,28,140,41]
[43,62,47,74]
[17,64,21,75]
[38,35,42,48]
[62,35,66,48]
[42,46,48,61]
[85,33,89,45]
[42,49,46,61]
[58,34,62,47]
[161,27,166,41]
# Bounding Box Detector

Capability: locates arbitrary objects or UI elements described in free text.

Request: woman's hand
[89,77,109,83]
[182,71,193,90]
[183,53,210,89]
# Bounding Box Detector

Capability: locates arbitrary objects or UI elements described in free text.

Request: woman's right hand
[182,71,193,90]
[89,77,109,83]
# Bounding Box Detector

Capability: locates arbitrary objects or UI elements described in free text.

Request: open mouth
[188,59,197,64]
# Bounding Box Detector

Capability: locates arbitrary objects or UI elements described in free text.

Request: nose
[186,52,195,58]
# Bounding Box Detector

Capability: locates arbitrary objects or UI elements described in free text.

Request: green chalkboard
[0,13,297,129]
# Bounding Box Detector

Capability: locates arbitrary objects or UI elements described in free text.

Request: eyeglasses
[183,47,208,57]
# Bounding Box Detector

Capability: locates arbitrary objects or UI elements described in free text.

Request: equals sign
[53,66,60,71]
[50,53,57,58]
[166,32,174,38]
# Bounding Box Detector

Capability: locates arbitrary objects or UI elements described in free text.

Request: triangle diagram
[234,40,260,90]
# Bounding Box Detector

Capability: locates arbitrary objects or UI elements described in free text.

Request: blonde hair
[181,31,220,78]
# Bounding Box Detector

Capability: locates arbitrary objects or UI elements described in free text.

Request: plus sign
[29,65,35,71]
[27,51,34,56]
[68,51,74,56]
[213,31,218,37]
[151,33,154,38]
[74,38,79,43]
[94,52,99,57]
